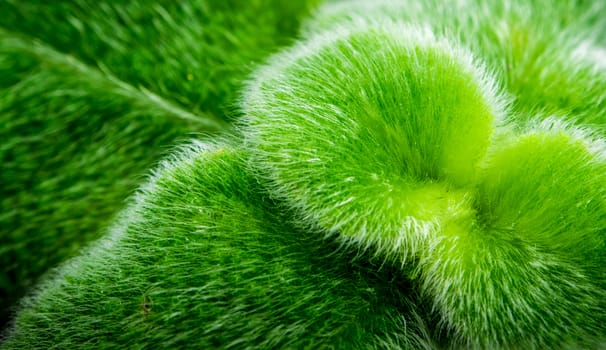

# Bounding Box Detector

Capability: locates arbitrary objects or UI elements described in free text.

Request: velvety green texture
[0,0,319,119]
[1,143,436,349]
[307,0,606,130]
[244,22,503,255]
[242,18,605,349]
[0,0,317,327]
[0,32,207,326]
[2,0,605,349]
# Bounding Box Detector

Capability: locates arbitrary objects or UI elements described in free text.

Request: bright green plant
[242,20,606,348]
[0,0,319,120]
[0,0,317,327]
[1,141,437,349]
[307,0,606,129]
[1,0,605,349]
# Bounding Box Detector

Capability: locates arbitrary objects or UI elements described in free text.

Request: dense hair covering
[2,0,606,349]
[0,0,318,327]
[306,0,606,129]
[242,18,606,350]
[1,142,436,349]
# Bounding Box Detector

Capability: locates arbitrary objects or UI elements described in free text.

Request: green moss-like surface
[307,0,606,129]
[2,0,605,348]
[0,0,318,327]
[0,32,208,326]
[242,15,605,350]
[243,22,504,256]
[1,142,436,349]
[0,0,319,119]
